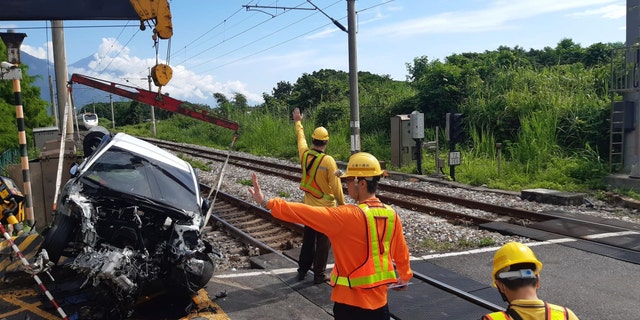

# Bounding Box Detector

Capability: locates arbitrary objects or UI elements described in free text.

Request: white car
[41,131,216,318]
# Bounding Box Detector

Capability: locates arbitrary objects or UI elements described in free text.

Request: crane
[70,73,240,132]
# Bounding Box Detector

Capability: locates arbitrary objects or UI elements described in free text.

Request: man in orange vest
[249,152,413,320]
[482,242,579,320]
[292,107,345,284]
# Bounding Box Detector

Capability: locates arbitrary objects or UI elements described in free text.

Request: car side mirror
[202,198,211,214]
[69,163,79,177]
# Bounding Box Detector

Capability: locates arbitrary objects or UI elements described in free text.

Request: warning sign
[449,151,461,166]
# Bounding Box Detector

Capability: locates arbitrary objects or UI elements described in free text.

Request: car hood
[73,133,202,214]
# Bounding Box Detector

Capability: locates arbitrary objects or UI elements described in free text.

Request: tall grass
[118,64,611,195]
[507,110,561,173]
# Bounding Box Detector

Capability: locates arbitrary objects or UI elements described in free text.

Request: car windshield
[83,147,200,213]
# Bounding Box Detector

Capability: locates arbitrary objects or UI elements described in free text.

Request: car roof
[83,133,194,175]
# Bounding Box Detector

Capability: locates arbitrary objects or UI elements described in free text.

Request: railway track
[146,137,640,265]
[5,137,636,319]
[201,187,505,318]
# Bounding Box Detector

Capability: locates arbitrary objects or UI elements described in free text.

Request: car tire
[40,213,76,264]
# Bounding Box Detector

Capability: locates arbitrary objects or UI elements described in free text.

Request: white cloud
[569,4,626,19]
[21,42,53,62]
[306,27,339,40]
[66,37,266,106]
[369,0,620,38]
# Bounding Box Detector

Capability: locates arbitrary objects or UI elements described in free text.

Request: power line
[189,0,343,75]
[95,28,141,77]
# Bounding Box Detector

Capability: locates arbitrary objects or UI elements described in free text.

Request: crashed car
[41,131,216,317]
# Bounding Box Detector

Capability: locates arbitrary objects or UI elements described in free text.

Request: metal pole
[497,143,502,176]
[415,139,422,175]
[12,76,35,226]
[435,127,441,174]
[51,20,73,140]
[48,75,59,128]
[347,0,360,154]
[110,94,115,129]
[449,136,456,181]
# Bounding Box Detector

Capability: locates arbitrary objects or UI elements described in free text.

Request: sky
[0,0,629,107]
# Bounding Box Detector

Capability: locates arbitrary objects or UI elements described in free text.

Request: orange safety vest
[330,203,398,288]
[299,149,333,201]
[483,303,569,320]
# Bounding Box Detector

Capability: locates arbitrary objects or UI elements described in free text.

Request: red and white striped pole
[0,223,68,319]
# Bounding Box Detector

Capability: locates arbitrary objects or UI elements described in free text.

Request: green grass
[118,106,621,200]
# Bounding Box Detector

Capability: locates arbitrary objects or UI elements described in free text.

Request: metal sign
[449,151,461,166]
[0,66,22,80]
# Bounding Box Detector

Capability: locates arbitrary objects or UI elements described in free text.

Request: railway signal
[446,112,464,145]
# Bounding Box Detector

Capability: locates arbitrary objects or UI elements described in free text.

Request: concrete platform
[605,173,640,191]
[520,188,586,206]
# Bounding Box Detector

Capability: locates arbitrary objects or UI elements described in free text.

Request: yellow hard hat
[340,152,384,178]
[312,127,329,141]
[492,242,543,287]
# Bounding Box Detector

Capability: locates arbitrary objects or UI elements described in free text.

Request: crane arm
[129,0,173,40]
[69,74,239,132]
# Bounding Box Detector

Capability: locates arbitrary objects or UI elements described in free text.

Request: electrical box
[410,111,424,139]
[33,126,59,150]
[390,114,415,167]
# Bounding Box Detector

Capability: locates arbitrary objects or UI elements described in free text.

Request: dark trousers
[297,226,330,278]
[333,302,390,320]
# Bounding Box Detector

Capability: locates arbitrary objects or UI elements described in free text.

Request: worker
[481,242,580,320]
[248,152,413,320]
[291,107,346,284]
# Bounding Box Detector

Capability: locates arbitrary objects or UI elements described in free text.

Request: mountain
[21,52,54,104]
[20,51,123,112]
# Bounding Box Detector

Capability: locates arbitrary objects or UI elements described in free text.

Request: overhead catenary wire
[92,21,133,76]
[185,0,343,74]
[95,28,141,77]
[178,0,393,73]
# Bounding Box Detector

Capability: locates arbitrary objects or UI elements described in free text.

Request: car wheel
[40,213,76,264]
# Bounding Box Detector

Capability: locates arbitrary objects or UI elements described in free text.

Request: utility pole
[48,74,58,128]
[51,20,73,140]
[347,0,360,153]
[124,72,156,136]
[243,0,359,151]
[110,94,115,129]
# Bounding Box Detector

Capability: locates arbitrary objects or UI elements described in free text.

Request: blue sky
[0,0,627,106]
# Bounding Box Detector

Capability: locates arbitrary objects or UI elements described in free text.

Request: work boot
[313,274,330,284]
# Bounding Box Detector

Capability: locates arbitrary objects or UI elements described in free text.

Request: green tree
[213,92,232,117]
[233,92,248,113]
[0,41,53,150]
[289,69,349,111]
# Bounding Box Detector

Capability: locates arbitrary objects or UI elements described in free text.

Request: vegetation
[0,38,630,197]
[0,41,54,150]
